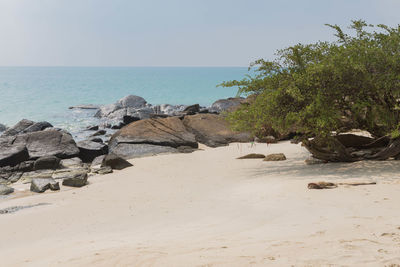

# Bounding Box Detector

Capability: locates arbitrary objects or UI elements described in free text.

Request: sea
[0,67,248,136]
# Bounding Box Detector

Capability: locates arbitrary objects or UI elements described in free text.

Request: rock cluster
[1,95,254,196]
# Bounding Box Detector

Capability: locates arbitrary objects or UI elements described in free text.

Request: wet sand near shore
[1,142,400,266]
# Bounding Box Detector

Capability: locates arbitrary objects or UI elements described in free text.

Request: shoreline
[1,141,400,266]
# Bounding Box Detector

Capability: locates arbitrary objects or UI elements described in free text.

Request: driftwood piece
[308,181,376,189]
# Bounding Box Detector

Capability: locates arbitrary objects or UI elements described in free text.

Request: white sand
[1,141,400,266]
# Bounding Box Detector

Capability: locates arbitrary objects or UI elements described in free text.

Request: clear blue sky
[0,0,399,66]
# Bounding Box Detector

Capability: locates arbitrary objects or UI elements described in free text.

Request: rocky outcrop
[77,140,108,163]
[101,154,133,170]
[34,156,60,170]
[109,117,198,158]
[30,178,59,193]
[209,97,245,113]
[59,157,83,169]
[182,114,252,147]
[23,121,53,133]
[0,184,14,195]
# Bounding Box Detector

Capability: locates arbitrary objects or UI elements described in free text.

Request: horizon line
[0,65,249,68]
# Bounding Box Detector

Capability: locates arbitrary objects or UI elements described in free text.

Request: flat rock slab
[60,157,83,169]
[30,178,60,193]
[263,153,287,161]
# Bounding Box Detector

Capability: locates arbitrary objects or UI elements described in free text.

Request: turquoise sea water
[0,67,247,131]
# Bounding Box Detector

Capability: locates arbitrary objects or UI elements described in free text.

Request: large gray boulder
[30,178,59,193]
[77,140,108,163]
[209,97,246,113]
[95,95,147,119]
[182,114,252,147]
[13,130,80,159]
[1,119,35,136]
[109,117,198,158]
[0,184,14,195]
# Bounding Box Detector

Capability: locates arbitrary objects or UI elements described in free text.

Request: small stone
[263,153,286,161]
[91,130,106,136]
[62,172,88,187]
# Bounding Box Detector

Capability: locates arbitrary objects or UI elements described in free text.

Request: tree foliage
[221,20,400,140]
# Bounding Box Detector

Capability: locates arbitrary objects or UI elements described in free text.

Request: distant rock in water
[69,104,100,110]
[95,95,148,118]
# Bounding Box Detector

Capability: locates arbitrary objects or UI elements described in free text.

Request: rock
[209,97,245,113]
[69,104,100,109]
[22,121,53,133]
[159,104,186,116]
[263,153,287,161]
[101,154,133,170]
[62,172,88,187]
[237,153,265,159]
[91,155,106,167]
[13,130,80,159]
[94,103,121,118]
[182,114,252,147]
[1,119,35,136]
[110,143,179,159]
[17,161,35,172]
[109,117,198,158]
[30,178,59,193]
[0,143,30,167]
[91,130,106,136]
[60,157,83,169]
[34,156,60,170]
[20,170,54,184]
[118,95,147,109]
[183,104,200,115]
[0,184,14,195]
[86,125,99,131]
[255,136,277,144]
[52,168,88,180]
[8,172,23,183]
[91,166,113,175]
[77,140,108,163]
[0,123,6,132]
[126,106,155,120]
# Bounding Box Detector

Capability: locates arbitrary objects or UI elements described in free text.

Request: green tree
[221,20,400,162]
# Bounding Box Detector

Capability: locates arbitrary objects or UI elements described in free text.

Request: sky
[0,0,399,67]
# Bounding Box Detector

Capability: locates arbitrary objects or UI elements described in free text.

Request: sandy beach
[1,141,400,266]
